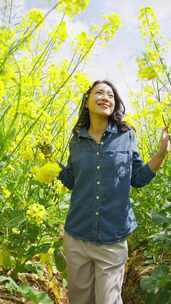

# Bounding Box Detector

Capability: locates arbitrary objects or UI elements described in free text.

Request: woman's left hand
[158,126,170,158]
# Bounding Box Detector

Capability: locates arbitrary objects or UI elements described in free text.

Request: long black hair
[72,80,131,135]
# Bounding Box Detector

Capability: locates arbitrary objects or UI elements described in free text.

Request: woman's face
[86,83,115,118]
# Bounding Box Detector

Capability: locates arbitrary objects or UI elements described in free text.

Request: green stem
[5,30,101,164]
[0,1,60,72]
[29,13,66,76]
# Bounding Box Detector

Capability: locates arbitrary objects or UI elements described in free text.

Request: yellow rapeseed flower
[138,65,158,80]
[124,114,136,129]
[27,9,45,26]
[12,228,20,234]
[58,0,89,16]
[146,50,160,62]
[74,72,91,93]
[0,80,5,98]
[2,188,11,198]
[138,6,160,37]
[100,13,121,43]
[34,162,61,184]
[53,179,66,193]
[143,85,154,96]
[146,97,156,105]
[26,203,46,225]
[21,146,34,161]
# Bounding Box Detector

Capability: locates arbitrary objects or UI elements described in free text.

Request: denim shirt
[58,121,156,244]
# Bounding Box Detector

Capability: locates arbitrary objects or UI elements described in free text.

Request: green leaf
[0,247,13,268]
[151,231,171,243]
[162,201,171,211]
[0,275,20,292]
[53,249,66,273]
[21,284,53,304]
[151,212,170,225]
[152,265,170,284]
[0,209,25,229]
[140,276,157,293]
[25,243,51,260]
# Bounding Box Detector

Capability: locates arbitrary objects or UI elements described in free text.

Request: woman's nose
[101,93,109,100]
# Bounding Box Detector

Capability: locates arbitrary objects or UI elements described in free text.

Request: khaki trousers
[63,231,128,304]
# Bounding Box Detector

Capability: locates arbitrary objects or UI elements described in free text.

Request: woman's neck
[88,117,108,136]
[88,116,109,144]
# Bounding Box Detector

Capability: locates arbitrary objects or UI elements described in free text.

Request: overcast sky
[22,1,171,112]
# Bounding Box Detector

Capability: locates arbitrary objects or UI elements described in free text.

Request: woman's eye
[95,91,114,98]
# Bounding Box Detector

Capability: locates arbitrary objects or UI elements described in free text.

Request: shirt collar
[78,120,118,139]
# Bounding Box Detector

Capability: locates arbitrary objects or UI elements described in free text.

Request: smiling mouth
[98,103,110,109]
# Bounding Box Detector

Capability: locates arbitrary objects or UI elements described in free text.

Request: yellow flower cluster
[36,128,53,146]
[0,28,16,43]
[28,8,44,23]
[25,9,45,26]
[33,162,61,184]
[47,60,69,86]
[53,179,66,193]
[75,32,94,56]
[146,50,160,62]
[101,13,121,41]
[124,114,136,129]
[12,228,20,234]
[0,66,16,82]
[2,188,11,198]
[138,6,160,37]
[0,80,5,99]
[19,135,35,161]
[0,28,16,59]
[138,65,158,80]
[137,58,163,80]
[21,147,34,161]
[26,203,46,224]
[143,85,155,96]
[74,72,91,94]
[49,21,68,45]
[18,8,45,37]
[58,0,89,17]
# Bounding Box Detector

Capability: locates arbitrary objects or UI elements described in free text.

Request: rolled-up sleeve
[130,130,156,188]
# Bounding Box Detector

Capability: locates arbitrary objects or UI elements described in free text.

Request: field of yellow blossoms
[0,2,171,303]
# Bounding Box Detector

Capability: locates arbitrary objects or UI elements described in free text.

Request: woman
[57,80,169,304]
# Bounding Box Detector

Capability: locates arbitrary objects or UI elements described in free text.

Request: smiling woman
[56,79,169,304]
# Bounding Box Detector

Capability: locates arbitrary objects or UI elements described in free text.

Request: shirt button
[97,181,100,185]
[97,165,100,170]
[96,195,100,200]
[96,151,100,156]
[95,211,99,216]
[101,141,104,145]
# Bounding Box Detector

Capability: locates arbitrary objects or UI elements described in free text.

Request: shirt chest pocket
[71,142,95,177]
[102,150,130,179]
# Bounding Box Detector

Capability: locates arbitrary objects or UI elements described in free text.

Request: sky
[4,0,171,113]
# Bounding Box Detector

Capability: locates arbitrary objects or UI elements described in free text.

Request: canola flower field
[0,2,171,303]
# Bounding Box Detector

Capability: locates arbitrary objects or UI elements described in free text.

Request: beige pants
[63,231,128,304]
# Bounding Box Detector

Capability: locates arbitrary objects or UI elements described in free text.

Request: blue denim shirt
[58,121,156,244]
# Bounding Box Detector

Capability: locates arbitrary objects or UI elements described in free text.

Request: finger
[162,126,169,134]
